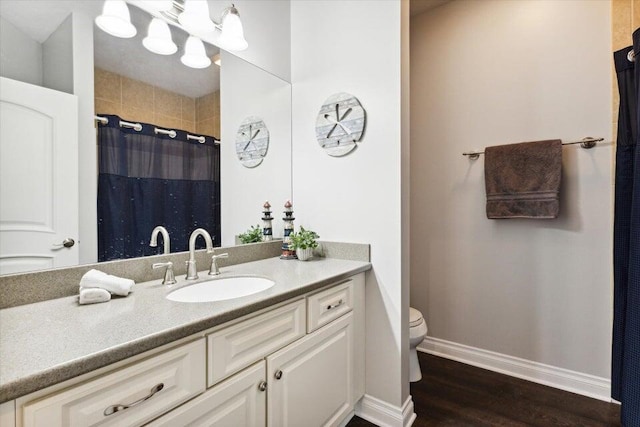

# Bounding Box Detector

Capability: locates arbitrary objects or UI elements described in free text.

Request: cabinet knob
[258,380,267,392]
[274,370,283,380]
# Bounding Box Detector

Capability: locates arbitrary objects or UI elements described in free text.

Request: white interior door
[0,76,79,275]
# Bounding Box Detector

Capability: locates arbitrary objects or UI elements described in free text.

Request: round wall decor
[235,116,269,168]
[315,92,366,157]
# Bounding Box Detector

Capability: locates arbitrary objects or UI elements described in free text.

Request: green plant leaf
[238,224,263,244]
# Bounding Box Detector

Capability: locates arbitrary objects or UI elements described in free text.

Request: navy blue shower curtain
[612,32,640,425]
[97,115,220,261]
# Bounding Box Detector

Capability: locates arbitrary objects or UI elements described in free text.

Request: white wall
[206,0,291,82]
[410,0,612,378]
[290,0,407,411]
[43,15,73,94]
[220,52,292,246]
[0,16,43,86]
[71,12,97,266]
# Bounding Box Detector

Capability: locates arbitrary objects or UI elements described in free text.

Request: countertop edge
[0,263,371,403]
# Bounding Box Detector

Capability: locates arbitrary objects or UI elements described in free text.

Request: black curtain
[97,115,220,261]
[612,33,640,425]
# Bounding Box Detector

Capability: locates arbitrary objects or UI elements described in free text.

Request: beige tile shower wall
[94,67,208,135]
[196,91,221,139]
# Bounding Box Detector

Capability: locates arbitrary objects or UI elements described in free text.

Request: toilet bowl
[409,307,428,382]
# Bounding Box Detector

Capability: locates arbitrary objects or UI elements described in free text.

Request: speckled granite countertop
[0,256,370,403]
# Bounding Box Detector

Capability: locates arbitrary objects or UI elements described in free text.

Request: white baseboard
[418,337,611,402]
[356,395,416,427]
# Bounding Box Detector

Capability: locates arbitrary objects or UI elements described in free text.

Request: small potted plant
[289,226,320,261]
[238,224,263,244]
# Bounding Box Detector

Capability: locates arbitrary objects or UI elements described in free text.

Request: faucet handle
[152,262,177,285]
[209,253,229,276]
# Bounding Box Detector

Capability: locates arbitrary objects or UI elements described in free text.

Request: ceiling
[0,0,220,98]
[410,0,450,16]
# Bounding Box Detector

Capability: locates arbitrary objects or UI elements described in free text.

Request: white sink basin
[166,276,275,303]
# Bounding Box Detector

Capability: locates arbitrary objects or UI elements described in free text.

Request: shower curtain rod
[462,137,604,160]
[94,115,220,144]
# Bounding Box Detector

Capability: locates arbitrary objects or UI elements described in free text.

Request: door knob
[52,238,75,248]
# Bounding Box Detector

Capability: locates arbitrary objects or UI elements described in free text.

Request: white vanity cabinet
[267,312,354,427]
[19,339,206,427]
[146,361,267,427]
[0,400,15,427]
[152,275,362,427]
[12,272,365,427]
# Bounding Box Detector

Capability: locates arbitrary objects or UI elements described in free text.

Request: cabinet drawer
[22,339,206,427]
[307,280,353,333]
[148,361,266,427]
[207,299,305,387]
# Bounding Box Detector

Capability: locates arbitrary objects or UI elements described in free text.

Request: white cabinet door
[0,77,79,274]
[267,312,353,427]
[148,361,266,427]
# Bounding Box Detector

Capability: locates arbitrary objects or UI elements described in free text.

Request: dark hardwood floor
[347,352,621,426]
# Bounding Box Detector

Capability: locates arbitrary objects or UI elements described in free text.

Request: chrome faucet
[209,253,229,276]
[186,228,214,280]
[149,226,170,254]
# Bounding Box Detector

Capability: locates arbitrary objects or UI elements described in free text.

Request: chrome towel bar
[462,137,604,160]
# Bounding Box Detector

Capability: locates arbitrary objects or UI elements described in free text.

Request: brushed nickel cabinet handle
[326,299,344,310]
[258,381,267,392]
[274,370,283,380]
[103,383,164,416]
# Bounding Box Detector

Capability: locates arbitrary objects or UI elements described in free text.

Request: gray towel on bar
[484,139,562,219]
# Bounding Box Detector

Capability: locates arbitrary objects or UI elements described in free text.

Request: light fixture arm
[156,1,236,31]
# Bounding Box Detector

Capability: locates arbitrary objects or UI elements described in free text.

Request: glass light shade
[178,0,216,33]
[181,36,211,69]
[95,0,137,38]
[217,9,248,51]
[143,18,177,55]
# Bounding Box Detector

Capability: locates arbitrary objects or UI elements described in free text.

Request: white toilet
[409,307,428,382]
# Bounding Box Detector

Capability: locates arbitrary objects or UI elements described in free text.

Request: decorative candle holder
[280,200,297,259]
[262,201,273,242]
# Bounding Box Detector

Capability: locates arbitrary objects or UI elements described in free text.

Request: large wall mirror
[0,0,292,276]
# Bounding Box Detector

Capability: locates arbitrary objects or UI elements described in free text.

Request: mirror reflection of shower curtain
[97,115,221,261]
[612,38,640,425]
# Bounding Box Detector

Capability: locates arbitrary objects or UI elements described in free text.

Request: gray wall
[410,0,612,379]
[0,16,43,86]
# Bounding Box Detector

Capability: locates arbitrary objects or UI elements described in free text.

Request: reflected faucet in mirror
[149,226,171,255]
[186,228,214,280]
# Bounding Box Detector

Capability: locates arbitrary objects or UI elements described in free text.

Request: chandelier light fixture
[95,0,248,69]
[181,36,212,68]
[142,18,178,55]
[95,0,137,38]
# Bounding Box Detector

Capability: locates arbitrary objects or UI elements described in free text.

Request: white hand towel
[79,269,134,296]
[79,287,111,305]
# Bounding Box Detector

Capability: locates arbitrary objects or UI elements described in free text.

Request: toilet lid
[409,307,423,327]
